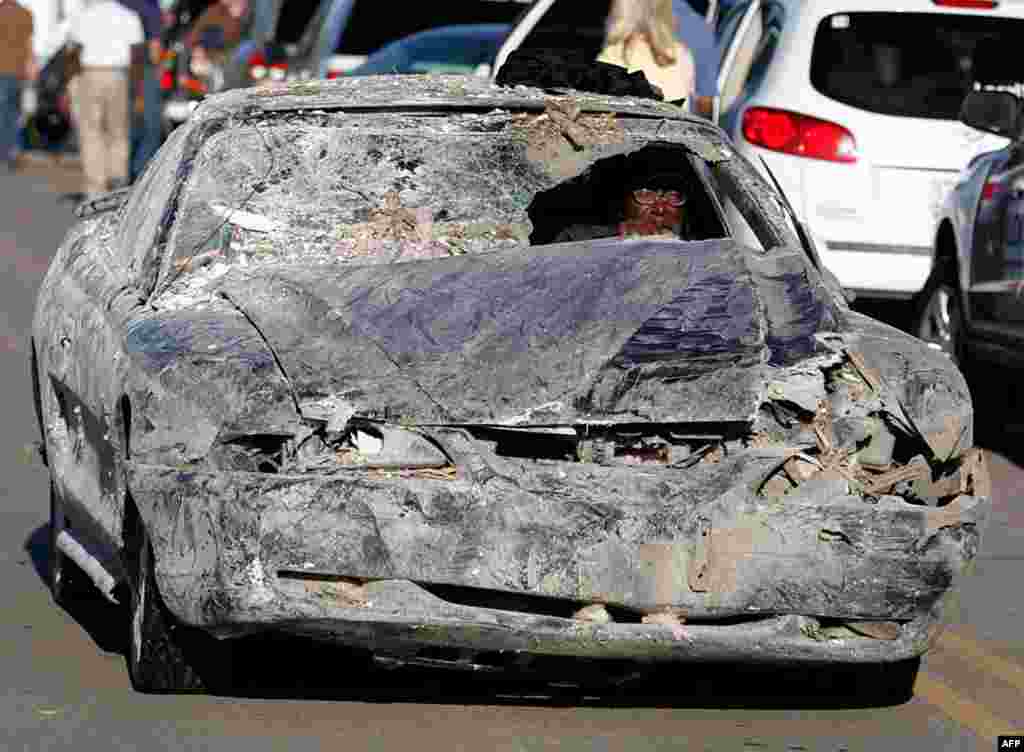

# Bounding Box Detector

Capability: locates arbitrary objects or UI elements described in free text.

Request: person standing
[599,0,695,103]
[0,0,35,170]
[67,0,143,196]
[671,0,720,119]
[119,0,163,180]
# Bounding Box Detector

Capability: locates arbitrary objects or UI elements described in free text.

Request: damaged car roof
[201,73,705,120]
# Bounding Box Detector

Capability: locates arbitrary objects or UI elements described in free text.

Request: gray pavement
[0,159,1020,752]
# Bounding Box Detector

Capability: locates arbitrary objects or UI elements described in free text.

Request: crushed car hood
[214,238,838,425]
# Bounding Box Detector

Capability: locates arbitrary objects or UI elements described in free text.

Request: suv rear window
[810,12,1021,120]
[517,0,611,58]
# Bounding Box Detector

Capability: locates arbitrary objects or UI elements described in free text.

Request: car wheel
[915,263,964,365]
[48,479,70,602]
[124,506,217,694]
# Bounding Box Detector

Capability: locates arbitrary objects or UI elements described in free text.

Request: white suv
[715,0,1021,297]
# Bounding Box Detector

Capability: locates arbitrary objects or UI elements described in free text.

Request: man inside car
[554,171,691,242]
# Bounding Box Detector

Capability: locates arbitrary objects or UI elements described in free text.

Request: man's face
[623,185,686,235]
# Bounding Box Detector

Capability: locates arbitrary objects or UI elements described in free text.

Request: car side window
[719,2,784,114]
[119,124,190,285]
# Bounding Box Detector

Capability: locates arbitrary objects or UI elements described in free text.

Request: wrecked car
[31,74,990,693]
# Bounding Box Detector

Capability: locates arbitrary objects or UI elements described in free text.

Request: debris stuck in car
[32,75,988,693]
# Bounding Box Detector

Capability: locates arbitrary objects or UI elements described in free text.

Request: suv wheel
[915,261,964,365]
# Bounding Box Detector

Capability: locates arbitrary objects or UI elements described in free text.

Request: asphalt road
[1,159,1021,752]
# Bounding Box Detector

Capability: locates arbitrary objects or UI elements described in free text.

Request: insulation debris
[573,603,613,623]
[303,577,369,607]
[842,621,903,641]
[511,98,625,152]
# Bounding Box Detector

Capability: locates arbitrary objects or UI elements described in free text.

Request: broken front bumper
[124,436,988,665]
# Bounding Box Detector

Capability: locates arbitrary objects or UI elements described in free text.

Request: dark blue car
[349,24,511,78]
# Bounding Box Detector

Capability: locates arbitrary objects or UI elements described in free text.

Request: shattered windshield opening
[161,108,794,288]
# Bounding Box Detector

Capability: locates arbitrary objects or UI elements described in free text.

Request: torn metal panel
[121,297,299,465]
[841,311,974,458]
[203,238,838,425]
[125,431,986,631]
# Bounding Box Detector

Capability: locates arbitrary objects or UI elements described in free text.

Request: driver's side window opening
[526,144,729,245]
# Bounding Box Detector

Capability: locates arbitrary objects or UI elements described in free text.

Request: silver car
[34,75,987,694]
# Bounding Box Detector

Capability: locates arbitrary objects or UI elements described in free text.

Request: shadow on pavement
[24,524,127,656]
[24,525,916,711]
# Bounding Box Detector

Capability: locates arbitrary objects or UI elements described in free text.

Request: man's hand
[148,40,163,66]
[25,55,39,82]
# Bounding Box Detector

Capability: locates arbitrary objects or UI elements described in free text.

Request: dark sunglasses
[632,188,686,207]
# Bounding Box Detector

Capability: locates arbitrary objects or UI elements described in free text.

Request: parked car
[222,0,528,90]
[159,0,300,132]
[704,0,1024,298]
[492,0,719,78]
[32,74,988,693]
[915,82,1024,372]
[346,25,510,78]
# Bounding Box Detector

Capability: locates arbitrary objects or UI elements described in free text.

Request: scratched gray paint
[31,76,987,666]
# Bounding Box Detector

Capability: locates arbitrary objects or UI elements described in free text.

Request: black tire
[124,506,223,693]
[48,479,68,602]
[914,259,966,367]
[853,657,921,705]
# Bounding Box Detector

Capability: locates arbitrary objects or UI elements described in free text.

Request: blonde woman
[598,0,695,104]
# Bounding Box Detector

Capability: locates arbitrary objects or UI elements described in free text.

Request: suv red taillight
[933,0,997,8]
[742,107,858,164]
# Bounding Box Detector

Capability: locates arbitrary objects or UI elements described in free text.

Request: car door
[38,204,144,561]
[37,210,137,560]
[714,0,784,130]
[38,128,191,559]
[968,146,1024,358]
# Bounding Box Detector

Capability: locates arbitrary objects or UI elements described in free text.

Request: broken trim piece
[56,530,119,603]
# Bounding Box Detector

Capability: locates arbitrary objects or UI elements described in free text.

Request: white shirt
[69,0,143,68]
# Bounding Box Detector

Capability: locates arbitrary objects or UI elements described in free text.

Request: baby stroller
[23,45,76,151]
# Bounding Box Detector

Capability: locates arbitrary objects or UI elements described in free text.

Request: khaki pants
[69,68,130,197]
